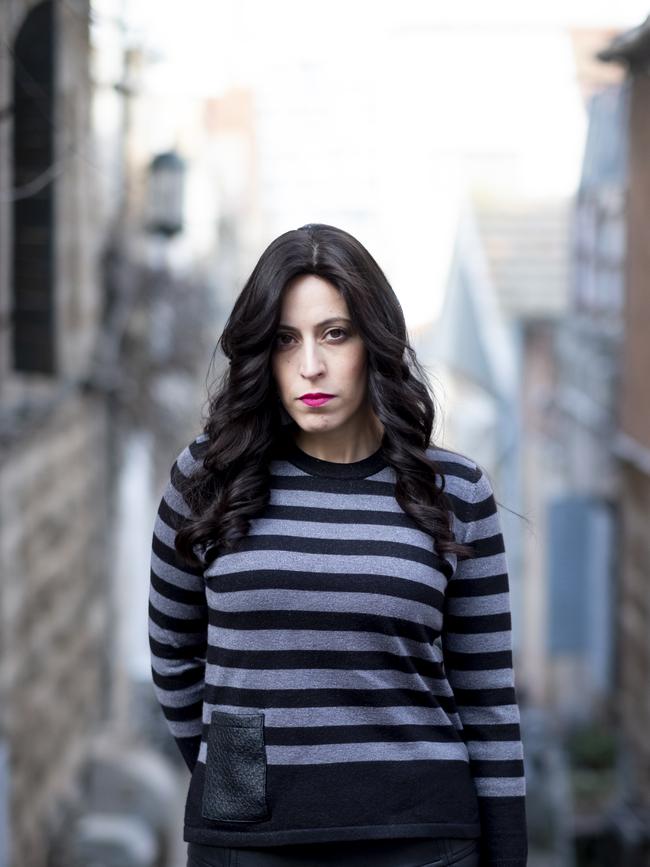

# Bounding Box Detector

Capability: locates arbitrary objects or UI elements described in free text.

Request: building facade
[599,20,650,861]
[0,1,114,864]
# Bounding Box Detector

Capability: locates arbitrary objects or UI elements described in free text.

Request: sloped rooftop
[471,193,571,319]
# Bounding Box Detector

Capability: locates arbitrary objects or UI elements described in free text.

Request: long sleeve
[148,438,208,773]
[441,464,528,866]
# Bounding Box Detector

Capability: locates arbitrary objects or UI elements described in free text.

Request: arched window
[12,0,55,374]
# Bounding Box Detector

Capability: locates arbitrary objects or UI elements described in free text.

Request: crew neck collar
[281,437,388,479]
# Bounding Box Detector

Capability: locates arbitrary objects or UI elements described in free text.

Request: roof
[416,192,570,400]
[598,15,650,66]
[471,193,570,319]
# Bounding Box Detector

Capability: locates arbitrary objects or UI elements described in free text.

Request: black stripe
[206,608,436,643]
[444,612,512,633]
[150,568,205,606]
[270,475,396,496]
[470,533,505,558]
[263,503,419,528]
[451,686,517,706]
[170,458,192,493]
[159,699,204,722]
[446,573,508,597]
[149,635,206,659]
[432,457,482,484]
[157,494,188,533]
[262,723,467,746]
[442,649,514,670]
[151,665,205,691]
[188,438,209,462]
[206,569,444,610]
[229,534,444,570]
[469,759,525,778]
[446,493,495,524]
[461,723,522,741]
[149,600,207,633]
[151,528,203,577]
[202,684,459,712]
[205,646,446,678]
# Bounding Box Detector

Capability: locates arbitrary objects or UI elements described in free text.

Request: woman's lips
[300,395,334,407]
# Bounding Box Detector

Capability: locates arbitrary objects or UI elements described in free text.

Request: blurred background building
[1,1,650,866]
[0,1,245,864]
[0,1,122,865]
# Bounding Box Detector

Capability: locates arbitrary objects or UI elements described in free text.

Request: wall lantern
[146,150,186,237]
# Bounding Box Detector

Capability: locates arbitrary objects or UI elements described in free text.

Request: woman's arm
[148,438,208,773]
[441,463,528,866]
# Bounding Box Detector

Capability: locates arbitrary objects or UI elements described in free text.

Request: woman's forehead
[279,275,349,321]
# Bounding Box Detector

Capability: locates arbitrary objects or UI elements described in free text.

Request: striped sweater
[148,433,528,865]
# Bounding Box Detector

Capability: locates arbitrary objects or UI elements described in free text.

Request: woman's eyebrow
[278,317,352,331]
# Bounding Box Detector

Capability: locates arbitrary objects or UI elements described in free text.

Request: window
[12,0,56,373]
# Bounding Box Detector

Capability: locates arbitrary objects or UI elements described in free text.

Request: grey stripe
[202,666,451,693]
[466,741,525,760]
[153,513,178,547]
[455,552,508,579]
[164,718,204,739]
[152,682,204,708]
[150,549,202,590]
[200,704,462,728]
[474,777,526,797]
[148,618,200,646]
[451,705,521,724]
[149,585,204,618]
[446,592,511,616]
[161,483,192,519]
[427,447,477,471]
[196,740,471,766]
[456,511,501,536]
[151,656,205,678]
[269,489,404,511]
[265,741,470,765]
[443,632,513,652]
[176,443,202,477]
[445,668,517,689]
[205,587,443,621]
[205,552,444,588]
[207,627,440,657]
[248,519,434,547]
[448,477,481,504]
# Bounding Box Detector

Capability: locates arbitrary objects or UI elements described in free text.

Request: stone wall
[0,2,117,864]
[0,394,111,866]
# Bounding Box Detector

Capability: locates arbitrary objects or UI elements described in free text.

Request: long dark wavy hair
[175,223,475,569]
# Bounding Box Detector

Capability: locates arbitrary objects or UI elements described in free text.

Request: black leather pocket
[201,710,270,823]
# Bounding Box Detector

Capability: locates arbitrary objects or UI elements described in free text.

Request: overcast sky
[121,0,649,96]
[93,0,647,328]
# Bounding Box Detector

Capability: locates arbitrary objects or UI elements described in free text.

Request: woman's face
[271,274,375,442]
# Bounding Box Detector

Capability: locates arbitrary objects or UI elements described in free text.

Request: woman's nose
[299,342,326,378]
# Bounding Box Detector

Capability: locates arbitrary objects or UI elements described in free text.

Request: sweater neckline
[281,437,388,479]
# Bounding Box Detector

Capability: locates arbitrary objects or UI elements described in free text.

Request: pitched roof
[471,192,570,319]
[598,14,650,66]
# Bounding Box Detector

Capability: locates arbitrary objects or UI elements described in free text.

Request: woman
[148,224,528,867]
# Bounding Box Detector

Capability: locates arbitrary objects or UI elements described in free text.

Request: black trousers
[186,836,481,867]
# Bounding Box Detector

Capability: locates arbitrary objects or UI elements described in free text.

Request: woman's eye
[274,328,348,348]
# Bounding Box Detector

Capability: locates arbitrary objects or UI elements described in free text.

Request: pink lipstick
[299,393,335,407]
